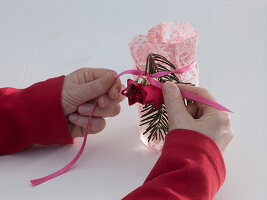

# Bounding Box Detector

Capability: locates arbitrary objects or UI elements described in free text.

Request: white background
[0,0,266,199]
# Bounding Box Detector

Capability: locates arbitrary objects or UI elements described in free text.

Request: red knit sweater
[0,76,226,199]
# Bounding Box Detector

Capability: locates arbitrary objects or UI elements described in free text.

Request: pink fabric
[129,22,199,151]
[30,102,97,186]
[129,22,199,85]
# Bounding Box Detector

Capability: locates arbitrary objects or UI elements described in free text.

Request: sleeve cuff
[25,75,74,145]
[164,129,226,188]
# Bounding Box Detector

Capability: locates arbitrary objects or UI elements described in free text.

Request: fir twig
[140,53,194,142]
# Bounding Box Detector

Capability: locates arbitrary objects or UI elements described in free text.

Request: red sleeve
[0,76,73,156]
[123,129,226,200]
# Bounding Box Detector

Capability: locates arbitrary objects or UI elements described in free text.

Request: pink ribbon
[116,61,196,79]
[116,62,232,113]
[30,102,97,186]
[30,61,232,186]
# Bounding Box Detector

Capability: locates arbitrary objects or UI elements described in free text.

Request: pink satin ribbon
[30,102,97,186]
[117,61,196,79]
[116,62,232,113]
[30,62,232,186]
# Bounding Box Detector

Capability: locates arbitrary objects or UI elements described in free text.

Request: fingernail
[69,114,78,122]
[163,82,177,94]
[79,105,90,114]
[114,86,121,98]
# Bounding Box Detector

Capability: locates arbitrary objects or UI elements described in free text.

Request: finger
[186,103,198,118]
[98,91,125,108]
[73,68,118,83]
[78,103,121,117]
[70,125,83,138]
[163,82,192,130]
[177,84,218,112]
[69,114,106,134]
[78,72,117,102]
[108,78,122,99]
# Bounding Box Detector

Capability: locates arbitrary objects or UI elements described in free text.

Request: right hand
[61,68,125,138]
[163,82,233,153]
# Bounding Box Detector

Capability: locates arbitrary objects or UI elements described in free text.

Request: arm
[0,76,73,155]
[124,82,233,200]
[0,68,124,156]
[123,129,225,200]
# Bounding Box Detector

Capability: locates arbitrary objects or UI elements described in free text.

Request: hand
[163,82,233,153]
[61,68,125,138]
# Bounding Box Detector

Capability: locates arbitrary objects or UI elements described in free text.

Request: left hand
[162,82,233,153]
[61,68,125,138]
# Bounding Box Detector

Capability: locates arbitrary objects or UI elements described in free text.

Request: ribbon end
[30,179,41,186]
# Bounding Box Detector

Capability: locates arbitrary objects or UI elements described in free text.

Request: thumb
[163,82,192,130]
[79,73,116,102]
